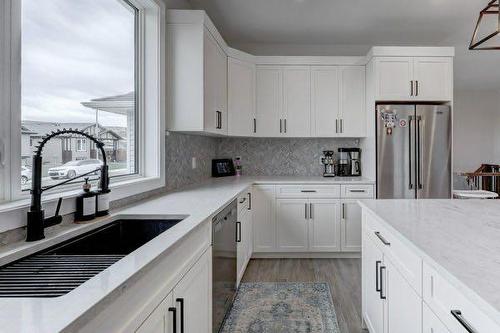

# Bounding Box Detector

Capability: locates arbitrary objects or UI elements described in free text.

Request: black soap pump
[75,178,96,221]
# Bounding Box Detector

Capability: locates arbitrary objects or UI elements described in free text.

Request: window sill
[0,175,165,233]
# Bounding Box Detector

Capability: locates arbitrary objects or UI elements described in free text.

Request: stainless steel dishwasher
[212,200,237,333]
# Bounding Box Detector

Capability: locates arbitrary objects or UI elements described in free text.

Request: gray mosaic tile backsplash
[216,137,359,177]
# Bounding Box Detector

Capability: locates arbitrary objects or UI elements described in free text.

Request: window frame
[0,0,165,232]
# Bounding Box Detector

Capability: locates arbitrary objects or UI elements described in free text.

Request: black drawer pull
[300,190,317,193]
[176,298,184,333]
[375,260,381,292]
[247,192,252,210]
[379,265,386,299]
[451,310,477,333]
[349,189,366,193]
[168,307,177,333]
[375,231,391,246]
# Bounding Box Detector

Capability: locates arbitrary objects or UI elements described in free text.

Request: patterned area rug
[221,282,341,333]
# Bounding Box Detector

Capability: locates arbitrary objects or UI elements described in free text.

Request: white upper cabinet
[282,66,311,137]
[375,57,413,100]
[311,66,340,137]
[311,66,365,137]
[228,58,256,136]
[339,66,366,137]
[374,56,452,101]
[256,66,282,137]
[167,11,227,135]
[413,57,452,101]
[203,31,227,135]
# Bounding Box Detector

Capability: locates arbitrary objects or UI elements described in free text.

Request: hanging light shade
[469,0,500,50]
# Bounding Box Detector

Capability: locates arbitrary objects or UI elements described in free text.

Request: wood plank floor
[241,258,368,333]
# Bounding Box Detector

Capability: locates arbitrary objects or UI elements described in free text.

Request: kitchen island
[360,199,500,333]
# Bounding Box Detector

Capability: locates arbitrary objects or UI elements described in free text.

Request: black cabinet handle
[253,118,256,133]
[379,265,386,299]
[451,310,477,333]
[349,189,366,193]
[375,231,391,246]
[247,192,251,210]
[236,221,241,242]
[176,298,184,333]
[342,203,346,219]
[301,190,317,193]
[168,307,177,333]
[239,197,247,204]
[284,119,287,133]
[375,260,381,293]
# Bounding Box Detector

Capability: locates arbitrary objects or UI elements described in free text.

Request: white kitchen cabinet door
[308,199,341,252]
[253,185,276,252]
[423,303,451,333]
[276,199,309,252]
[136,293,174,333]
[413,57,452,101]
[311,66,340,137]
[203,30,224,135]
[339,66,366,137]
[341,200,362,252]
[228,58,256,136]
[256,66,282,137]
[385,257,422,333]
[362,231,384,333]
[215,43,228,134]
[282,66,311,137]
[237,208,252,286]
[172,248,211,333]
[375,57,413,100]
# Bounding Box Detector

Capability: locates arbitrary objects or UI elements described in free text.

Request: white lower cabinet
[136,248,212,333]
[252,185,276,252]
[308,199,341,252]
[362,230,384,333]
[253,184,373,254]
[362,215,421,333]
[237,202,253,286]
[341,200,362,252]
[423,302,451,333]
[276,199,310,251]
[136,293,174,333]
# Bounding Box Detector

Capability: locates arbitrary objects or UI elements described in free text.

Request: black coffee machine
[337,148,361,177]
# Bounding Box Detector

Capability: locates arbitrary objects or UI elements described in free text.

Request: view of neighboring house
[21,121,125,169]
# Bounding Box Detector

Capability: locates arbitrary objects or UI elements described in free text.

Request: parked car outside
[21,166,32,185]
[48,159,103,179]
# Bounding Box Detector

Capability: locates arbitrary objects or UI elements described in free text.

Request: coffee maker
[321,151,336,177]
[337,148,362,177]
[350,148,361,176]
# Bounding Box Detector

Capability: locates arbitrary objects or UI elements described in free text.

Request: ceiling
[182,0,500,91]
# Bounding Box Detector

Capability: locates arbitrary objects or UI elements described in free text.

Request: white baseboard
[251,252,361,259]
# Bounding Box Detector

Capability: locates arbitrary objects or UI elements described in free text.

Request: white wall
[164,0,192,9]
[453,89,500,173]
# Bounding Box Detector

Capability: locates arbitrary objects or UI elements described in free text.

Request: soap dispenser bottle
[75,178,96,221]
[95,187,110,217]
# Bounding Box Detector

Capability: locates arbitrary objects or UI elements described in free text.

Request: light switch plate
[191,157,197,169]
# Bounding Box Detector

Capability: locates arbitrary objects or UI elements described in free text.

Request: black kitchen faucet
[26,129,109,242]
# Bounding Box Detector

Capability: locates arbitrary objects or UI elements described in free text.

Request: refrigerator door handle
[408,115,414,190]
[417,116,423,190]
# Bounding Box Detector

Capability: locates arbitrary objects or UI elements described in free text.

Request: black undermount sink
[0,218,182,297]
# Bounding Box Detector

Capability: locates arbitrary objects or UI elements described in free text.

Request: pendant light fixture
[469,0,500,50]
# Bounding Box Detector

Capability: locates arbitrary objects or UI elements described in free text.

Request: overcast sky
[22,0,135,127]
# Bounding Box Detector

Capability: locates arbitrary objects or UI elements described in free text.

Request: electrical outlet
[191,157,197,169]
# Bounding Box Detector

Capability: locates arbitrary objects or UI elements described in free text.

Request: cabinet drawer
[341,184,374,198]
[364,211,422,295]
[276,185,341,198]
[423,262,500,333]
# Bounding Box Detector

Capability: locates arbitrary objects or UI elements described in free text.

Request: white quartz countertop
[0,176,373,332]
[359,199,500,322]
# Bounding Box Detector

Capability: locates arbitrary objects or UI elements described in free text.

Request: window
[76,139,87,152]
[20,0,137,191]
[0,0,164,214]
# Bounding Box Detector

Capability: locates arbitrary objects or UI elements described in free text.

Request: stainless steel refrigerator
[376,104,451,199]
